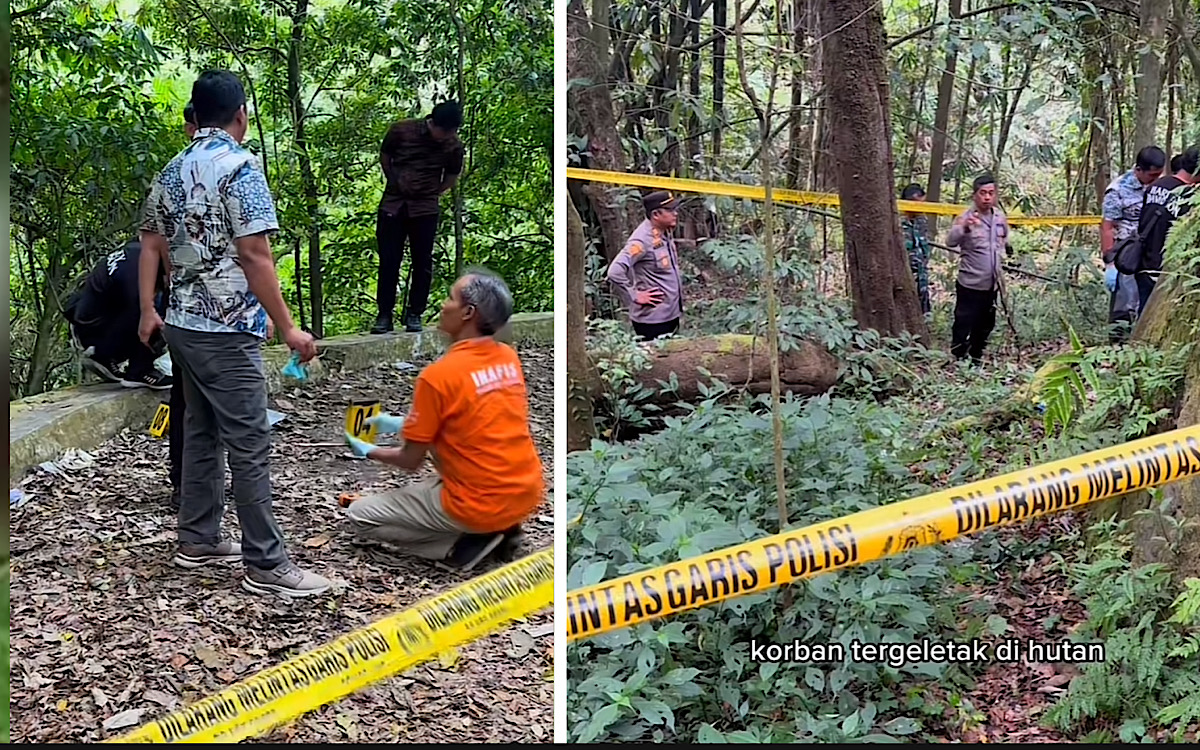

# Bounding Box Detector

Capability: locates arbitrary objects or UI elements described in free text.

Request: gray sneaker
[242,561,332,599]
[174,540,242,568]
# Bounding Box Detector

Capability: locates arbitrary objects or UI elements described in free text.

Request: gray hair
[458,267,513,336]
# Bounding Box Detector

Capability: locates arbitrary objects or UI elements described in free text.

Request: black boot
[370,313,393,334]
[443,532,506,572]
[494,525,526,562]
[404,312,422,333]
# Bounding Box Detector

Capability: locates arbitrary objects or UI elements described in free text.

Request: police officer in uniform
[606,191,684,340]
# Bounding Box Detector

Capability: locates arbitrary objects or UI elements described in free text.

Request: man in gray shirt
[606,191,684,340]
[945,173,1012,365]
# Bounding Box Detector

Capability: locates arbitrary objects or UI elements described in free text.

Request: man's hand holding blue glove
[364,412,405,435]
[1104,264,1118,292]
[345,431,375,459]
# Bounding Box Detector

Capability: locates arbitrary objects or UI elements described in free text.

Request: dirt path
[938,518,1087,744]
[10,346,554,743]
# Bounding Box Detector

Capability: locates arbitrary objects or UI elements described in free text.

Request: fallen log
[591,333,840,403]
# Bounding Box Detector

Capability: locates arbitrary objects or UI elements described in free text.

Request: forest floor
[9,346,555,744]
[596,241,1114,742]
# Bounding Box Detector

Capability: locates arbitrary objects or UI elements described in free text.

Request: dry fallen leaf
[507,629,536,659]
[102,707,146,731]
[9,352,555,744]
[438,648,461,671]
[194,645,224,669]
[303,532,334,548]
[143,689,176,708]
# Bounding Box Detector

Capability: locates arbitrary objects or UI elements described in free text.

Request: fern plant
[1161,193,1200,313]
[1044,520,1200,742]
[1036,327,1190,439]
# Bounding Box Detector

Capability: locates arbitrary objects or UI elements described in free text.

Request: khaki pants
[345,478,468,560]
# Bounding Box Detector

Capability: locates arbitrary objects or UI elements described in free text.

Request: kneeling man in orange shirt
[343,268,545,572]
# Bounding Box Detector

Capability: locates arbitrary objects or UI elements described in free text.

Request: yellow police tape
[565,167,1101,227]
[565,425,1200,642]
[109,548,553,743]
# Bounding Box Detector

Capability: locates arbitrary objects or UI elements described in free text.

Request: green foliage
[567,391,1002,742]
[11,0,551,397]
[11,1,189,394]
[1037,328,1190,440]
[585,318,666,436]
[1161,201,1200,329]
[1043,519,1200,741]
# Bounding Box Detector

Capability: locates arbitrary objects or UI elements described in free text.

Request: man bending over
[343,268,544,572]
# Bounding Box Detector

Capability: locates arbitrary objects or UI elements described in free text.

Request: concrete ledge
[9,312,554,482]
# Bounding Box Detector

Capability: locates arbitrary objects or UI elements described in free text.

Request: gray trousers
[164,325,288,569]
[1109,271,1139,340]
[346,477,468,560]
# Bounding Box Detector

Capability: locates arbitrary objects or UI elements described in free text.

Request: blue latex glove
[1104,265,1118,292]
[282,351,309,381]
[364,412,405,435]
[345,431,375,458]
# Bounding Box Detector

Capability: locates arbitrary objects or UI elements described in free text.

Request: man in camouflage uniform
[606,191,684,340]
[900,183,932,316]
[1100,146,1165,342]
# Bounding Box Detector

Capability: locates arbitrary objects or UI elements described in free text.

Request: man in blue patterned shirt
[1100,146,1164,342]
[138,70,330,599]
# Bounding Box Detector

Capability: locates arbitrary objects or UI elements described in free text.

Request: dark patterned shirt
[140,128,276,338]
[379,118,465,217]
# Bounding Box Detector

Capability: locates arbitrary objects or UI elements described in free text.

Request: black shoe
[404,313,422,333]
[121,369,173,390]
[370,314,393,334]
[443,532,506,572]
[494,525,526,563]
[82,357,122,383]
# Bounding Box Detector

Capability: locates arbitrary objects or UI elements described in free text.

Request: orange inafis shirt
[402,338,545,532]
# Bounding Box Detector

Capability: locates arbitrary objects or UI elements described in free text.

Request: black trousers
[633,318,680,341]
[951,283,997,362]
[168,354,186,494]
[376,206,440,319]
[1136,273,1157,316]
[68,305,159,377]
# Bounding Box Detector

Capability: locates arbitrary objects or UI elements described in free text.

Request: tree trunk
[1118,230,1200,576]
[292,234,307,331]
[1112,39,1128,167]
[453,1,467,278]
[567,195,597,452]
[589,334,840,403]
[991,54,1035,179]
[26,268,64,396]
[925,0,961,236]
[1174,0,1200,108]
[685,0,702,175]
[713,0,727,159]
[287,0,323,337]
[951,56,975,203]
[1133,0,1169,151]
[1082,14,1111,208]
[821,0,928,342]
[1164,42,1177,156]
[567,0,637,261]
[785,0,805,189]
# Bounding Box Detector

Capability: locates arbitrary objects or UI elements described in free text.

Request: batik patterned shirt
[140,127,277,338]
[1102,169,1150,242]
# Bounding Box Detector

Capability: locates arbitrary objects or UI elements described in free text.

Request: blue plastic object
[282,351,309,381]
